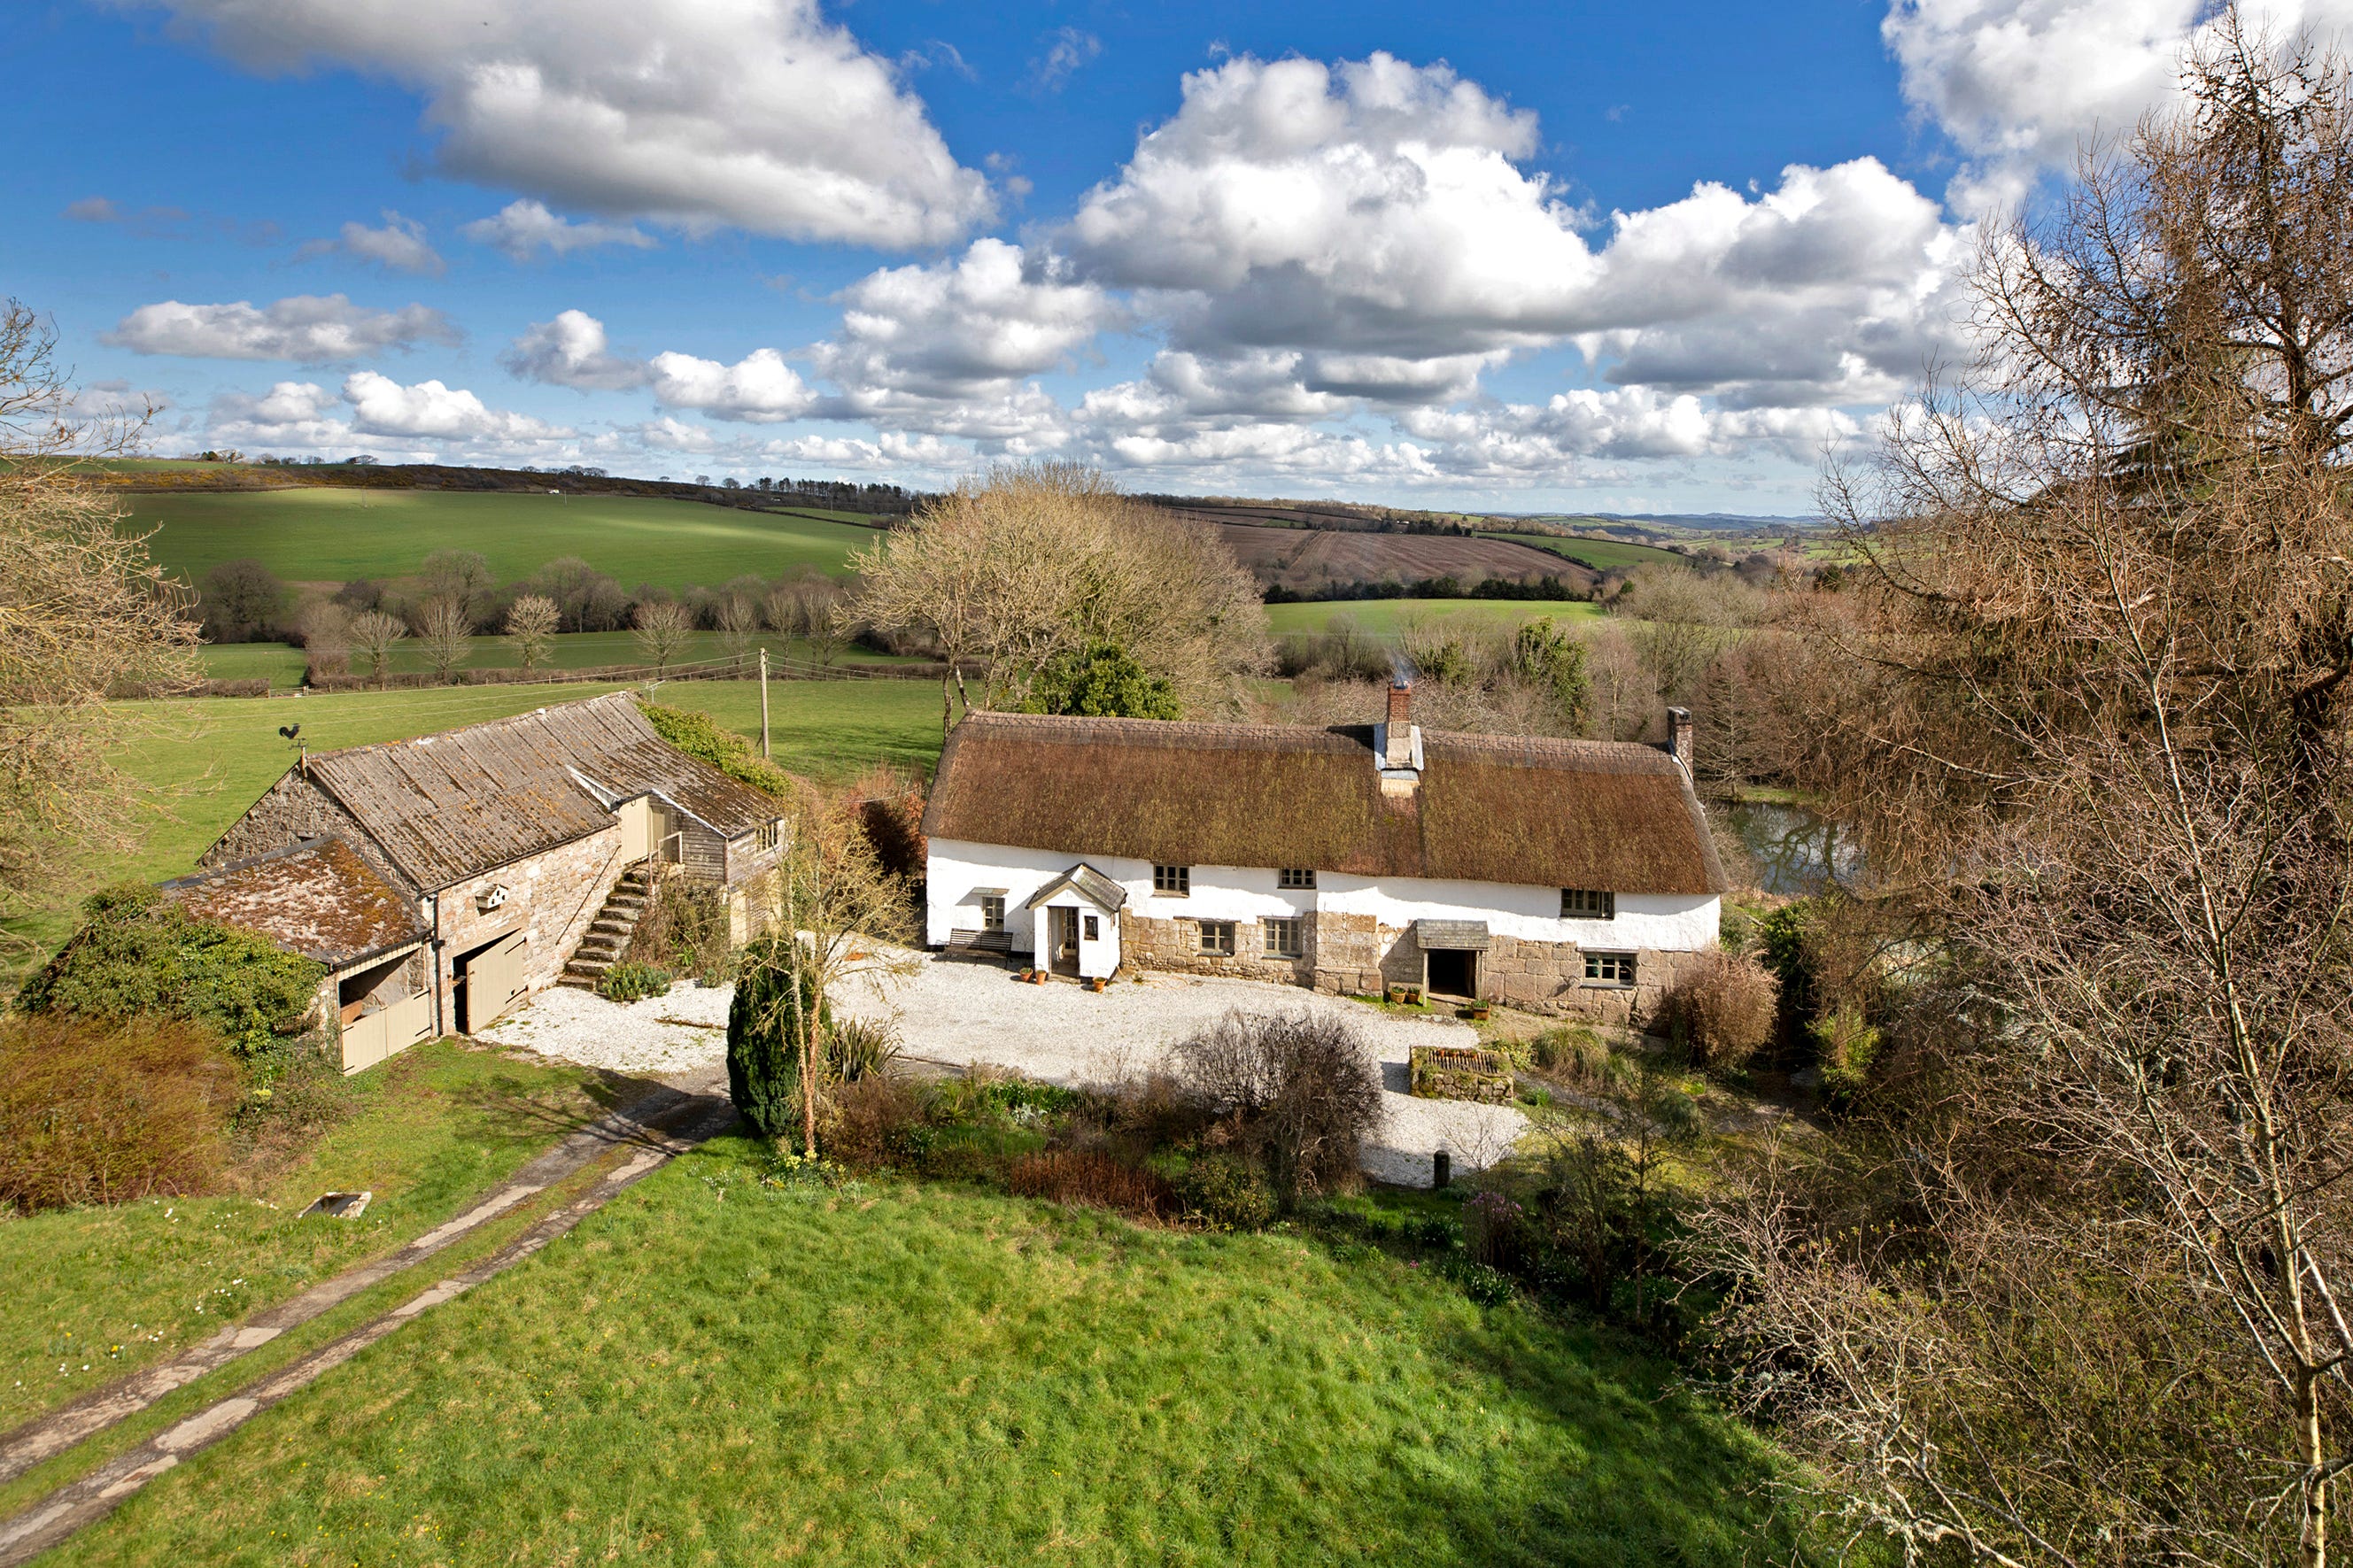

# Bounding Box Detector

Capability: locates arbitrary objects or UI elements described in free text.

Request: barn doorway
[1426,947,1478,1000]
[453,931,530,1033]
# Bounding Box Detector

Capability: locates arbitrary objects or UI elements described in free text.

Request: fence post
[759,646,771,760]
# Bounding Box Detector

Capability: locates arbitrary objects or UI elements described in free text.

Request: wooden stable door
[461,931,530,1033]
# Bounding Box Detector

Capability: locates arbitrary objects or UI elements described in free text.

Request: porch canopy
[1414,919,1491,951]
[1025,862,1128,913]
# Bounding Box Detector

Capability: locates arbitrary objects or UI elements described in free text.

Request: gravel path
[491,954,1529,1186]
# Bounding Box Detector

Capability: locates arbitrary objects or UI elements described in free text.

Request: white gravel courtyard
[486,950,1529,1186]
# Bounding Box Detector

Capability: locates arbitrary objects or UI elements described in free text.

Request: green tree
[1019,640,1180,720]
[1512,617,1591,732]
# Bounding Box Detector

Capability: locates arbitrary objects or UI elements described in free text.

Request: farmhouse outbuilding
[923,685,1725,1022]
[198,692,787,1069]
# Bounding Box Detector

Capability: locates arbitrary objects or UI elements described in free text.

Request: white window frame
[979,893,1006,933]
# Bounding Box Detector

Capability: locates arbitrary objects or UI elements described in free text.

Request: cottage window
[1198,919,1236,956]
[1083,914,1100,942]
[979,894,1006,933]
[1154,864,1191,896]
[1278,868,1317,890]
[1263,915,1304,958]
[1583,951,1636,986]
[1560,888,1615,920]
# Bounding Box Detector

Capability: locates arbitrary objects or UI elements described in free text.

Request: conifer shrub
[727,936,825,1139]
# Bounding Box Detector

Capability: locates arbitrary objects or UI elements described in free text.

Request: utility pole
[759,645,771,760]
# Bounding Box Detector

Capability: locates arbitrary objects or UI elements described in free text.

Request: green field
[200,631,917,689]
[124,489,885,591]
[1265,599,1603,637]
[1478,532,1689,571]
[46,1141,1792,1566]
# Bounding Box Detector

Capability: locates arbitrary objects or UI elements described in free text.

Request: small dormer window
[754,821,783,853]
[1560,888,1614,920]
[1154,864,1190,896]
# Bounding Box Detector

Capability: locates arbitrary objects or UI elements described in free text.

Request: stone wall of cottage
[202,773,415,897]
[434,826,631,1020]
[1119,912,1315,985]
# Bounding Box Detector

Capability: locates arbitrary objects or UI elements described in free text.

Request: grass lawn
[1265,599,1604,637]
[52,1138,1795,1566]
[199,631,917,690]
[124,489,883,591]
[0,1039,615,1433]
[1477,533,1689,572]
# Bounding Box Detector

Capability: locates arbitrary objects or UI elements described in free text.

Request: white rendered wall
[925,838,1719,954]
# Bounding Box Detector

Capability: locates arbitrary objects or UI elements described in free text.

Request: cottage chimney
[1383,677,1416,770]
[1665,706,1694,774]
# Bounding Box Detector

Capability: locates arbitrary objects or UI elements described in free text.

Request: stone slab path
[0,1088,735,1567]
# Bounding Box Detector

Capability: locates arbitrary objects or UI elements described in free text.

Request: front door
[1049,907,1080,976]
[1427,947,1478,1000]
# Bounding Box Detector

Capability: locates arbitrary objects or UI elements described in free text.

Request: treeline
[123,459,929,518]
[1262,574,1595,605]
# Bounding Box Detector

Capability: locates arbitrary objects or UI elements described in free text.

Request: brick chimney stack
[1665,706,1694,774]
[1383,678,1415,769]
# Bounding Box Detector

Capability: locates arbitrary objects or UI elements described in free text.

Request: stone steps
[559,866,659,990]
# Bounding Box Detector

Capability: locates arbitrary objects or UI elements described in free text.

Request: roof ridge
[306,690,635,765]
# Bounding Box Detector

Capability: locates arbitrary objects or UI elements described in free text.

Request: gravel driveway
[488,952,1529,1186]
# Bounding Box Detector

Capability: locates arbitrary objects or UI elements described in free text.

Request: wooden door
[461,931,530,1032]
[617,797,653,861]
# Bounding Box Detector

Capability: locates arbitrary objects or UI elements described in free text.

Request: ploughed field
[123,488,884,591]
[1265,599,1605,637]
[1476,532,1690,572]
[1219,524,1599,595]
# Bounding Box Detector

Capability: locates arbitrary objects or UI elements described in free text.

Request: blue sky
[1,0,2323,511]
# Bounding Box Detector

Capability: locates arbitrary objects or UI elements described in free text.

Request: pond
[1717,799,1864,897]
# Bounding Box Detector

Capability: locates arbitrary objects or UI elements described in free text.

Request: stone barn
[198,692,788,1069]
[922,685,1725,1023]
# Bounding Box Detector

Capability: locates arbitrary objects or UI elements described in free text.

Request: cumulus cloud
[646,349,817,423]
[1884,0,2353,211]
[206,380,353,449]
[299,210,445,274]
[502,310,651,390]
[131,0,994,247]
[105,295,460,361]
[342,370,570,442]
[463,199,657,261]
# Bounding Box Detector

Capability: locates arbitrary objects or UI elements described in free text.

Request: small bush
[0,1016,240,1212]
[826,1016,901,1083]
[818,1073,933,1167]
[230,1034,356,1173]
[1464,1188,1529,1271]
[1173,1009,1384,1208]
[1007,1148,1173,1217]
[597,961,674,1002]
[1810,1004,1882,1109]
[19,884,327,1057]
[636,699,801,800]
[625,879,731,985]
[1662,948,1778,1070]
[1168,1154,1275,1230]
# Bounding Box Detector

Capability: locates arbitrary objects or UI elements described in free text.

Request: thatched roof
[165,837,427,969]
[924,713,1726,897]
[289,693,780,891]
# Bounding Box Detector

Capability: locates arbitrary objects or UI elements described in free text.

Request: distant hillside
[1219,522,1597,598]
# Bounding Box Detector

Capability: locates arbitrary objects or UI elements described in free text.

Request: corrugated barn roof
[165,836,428,969]
[923,712,1726,897]
[301,693,780,891]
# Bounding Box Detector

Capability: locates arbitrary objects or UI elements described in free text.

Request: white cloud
[502,310,651,390]
[816,239,1119,400]
[206,380,354,449]
[105,295,460,361]
[1027,27,1101,93]
[646,348,817,423]
[462,199,656,262]
[300,210,445,274]
[342,370,571,442]
[132,0,995,247]
[1884,0,2353,211]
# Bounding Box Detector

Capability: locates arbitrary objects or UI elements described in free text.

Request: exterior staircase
[561,863,656,990]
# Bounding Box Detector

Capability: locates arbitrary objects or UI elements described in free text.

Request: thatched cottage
[189,692,786,1070]
[922,684,1723,1022]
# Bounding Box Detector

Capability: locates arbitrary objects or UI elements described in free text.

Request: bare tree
[417,549,494,625]
[737,792,918,1155]
[715,592,762,665]
[503,593,559,673]
[631,599,693,673]
[415,598,473,683]
[348,610,406,687]
[295,599,352,678]
[1703,24,2353,1564]
[851,463,1266,736]
[0,300,201,940]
